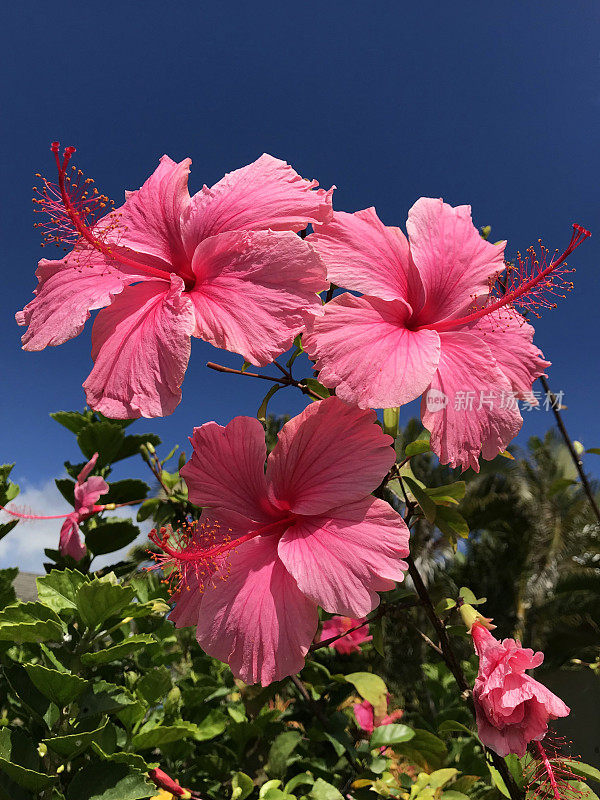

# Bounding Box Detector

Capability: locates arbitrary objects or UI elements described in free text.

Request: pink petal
[309,208,424,303]
[196,536,318,685]
[77,453,99,484]
[169,571,203,629]
[83,275,195,419]
[277,497,409,617]
[354,700,376,734]
[183,153,333,244]
[108,155,193,277]
[465,309,550,403]
[189,229,327,366]
[74,476,109,515]
[266,397,396,515]
[407,198,506,325]
[16,257,132,351]
[180,416,274,522]
[59,515,87,561]
[303,294,441,409]
[421,332,523,472]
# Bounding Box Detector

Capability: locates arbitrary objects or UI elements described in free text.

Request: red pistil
[422,224,590,333]
[34,143,177,284]
[0,505,72,521]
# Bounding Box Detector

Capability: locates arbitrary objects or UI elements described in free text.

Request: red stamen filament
[0,505,71,521]
[420,224,590,333]
[44,143,176,284]
[536,741,562,800]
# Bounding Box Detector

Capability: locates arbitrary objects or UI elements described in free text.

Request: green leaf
[369,724,415,747]
[487,763,510,798]
[458,587,486,606]
[372,615,385,657]
[0,728,55,792]
[136,497,160,522]
[76,575,135,629]
[0,568,17,610]
[0,770,31,800]
[50,411,93,435]
[85,518,141,556]
[66,762,154,800]
[90,745,148,772]
[435,506,469,546]
[55,477,76,505]
[285,773,315,794]
[232,772,255,800]
[37,569,89,614]
[258,385,282,422]
[81,634,157,665]
[130,721,202,750]
[395,728,447,771]
[77,680,137,719]
[434,598,456,615]
[424,482,466,505]
[24,664,88,706]
[267,731,302,777]
[136,666,172,705]
[0,521,18,544]
[549,477,577,496]
[43,718,112,758]
[310,778,344,800]
[77,421,125,466]
[405,434,431,457]
[3,663,59,728]
[437,719,473,736]
[564,762,600,785]
[586,448,600,456]
[404,476,437,523]
[345,672,388,718]
[102,480,149,505]
[382,407,400,438]
[441,791,471,800]
[568,782,600,800]
[302,378,331,399]
[194,708,228,740]
[0,601,63,642]
[115,434,162,462]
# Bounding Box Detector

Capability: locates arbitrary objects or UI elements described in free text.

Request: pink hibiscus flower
[303,200,589,470]
[151,396,409,685]
[319,615,372,654]
[471,622,569,758]
[354,698,404,736]
[59,453,109,560]
[18,144,332,418]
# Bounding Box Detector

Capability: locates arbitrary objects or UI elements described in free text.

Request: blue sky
[0,1,598,566]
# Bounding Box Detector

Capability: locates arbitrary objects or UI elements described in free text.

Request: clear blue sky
[1,0,598,490]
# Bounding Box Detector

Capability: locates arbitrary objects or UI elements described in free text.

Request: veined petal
[59,515,86,561]
[421,331,522,472]
[16,257,133,351]
[189,229,327,366]
[74,476,108,515]
[303,293,441,409]
[407,198,505,325]
[83,275,195,419]
[180,416,274,522]
[465,309,550,403]
[196,536,319,685]
[183,153,333,245]
[309,207,423,303]
[266,397,396,515]
[277,497,409,617]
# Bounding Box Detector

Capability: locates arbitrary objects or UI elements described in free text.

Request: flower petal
[59,515,86,561]
[407,198,505,325]
[180,416,274,522]
[74,476,108,514]
[465,309,550,403]
[421,331,522,472]
[303,293,441,408]
[16,257,132,351]
[189,229,327,366]
[278,497,409,617]
[83,275,194,419]
[196,536,318,685]
[183,153,333,243]
[266,396,396,515]
[309,208,423,303]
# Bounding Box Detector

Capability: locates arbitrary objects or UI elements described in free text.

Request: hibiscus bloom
[303,200,589,471]
[59,453,109,560]
[354,698,404,736]
[152,396,409,685]
[319,615,372,654]
[471,622,569,757]
[18,144,332,418]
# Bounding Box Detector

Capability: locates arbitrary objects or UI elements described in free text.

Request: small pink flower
[304,201,589,471]
[319,616,372,654]
[18,145,332,418]
[470,622,569,758]
[154,396,409,686]
[354,698,404,736]
[59,453,108,561]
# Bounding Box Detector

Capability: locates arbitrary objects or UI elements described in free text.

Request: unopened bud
[459,603,495,633]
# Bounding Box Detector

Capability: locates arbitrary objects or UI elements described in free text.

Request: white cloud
[0,478,152,574]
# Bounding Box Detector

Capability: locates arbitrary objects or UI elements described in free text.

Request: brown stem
[406,555,522,800]
[539,375,600,525]
[309,599,420,652]
[206,361,323,401]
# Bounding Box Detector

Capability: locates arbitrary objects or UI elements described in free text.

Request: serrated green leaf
[81,634,157,665]
[310,778,344,800]
[90,744,148,772]
[37,569,89,613]
[267,731,302,777]
[50,411,93,435]
[0,728,54,791]
[3,663,59,728]
[76,576,135,629]
[0,568,17,610]
[345,672,387,718]
[0,520,18,543]
[130,721,201,750]
[43,718,112,757]
[85,518,141,557]
[395,728,447,771]
[77,679,137,718]
[115,434,162,463]
[0,601,63,642]
[55,477,76,505]
[24,664,88,706]
[66,762,153,800]
[369,724,415,747]
[102,480,149,505]
[77,422,125,467]
[136,666,172,705]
